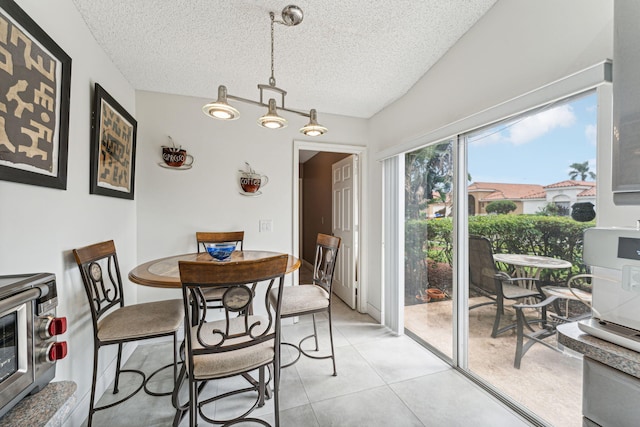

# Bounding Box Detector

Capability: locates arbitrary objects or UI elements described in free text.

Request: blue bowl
[205,243,236,261]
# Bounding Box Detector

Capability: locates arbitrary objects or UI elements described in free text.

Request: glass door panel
[465,92,597,427]
[404,139,454,359]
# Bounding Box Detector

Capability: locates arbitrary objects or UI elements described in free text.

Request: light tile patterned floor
[86,268,531,426]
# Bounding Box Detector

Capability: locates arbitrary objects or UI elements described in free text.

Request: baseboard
[366,303,382,323]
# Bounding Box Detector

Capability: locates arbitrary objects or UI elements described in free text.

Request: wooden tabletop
[128,250,301,288]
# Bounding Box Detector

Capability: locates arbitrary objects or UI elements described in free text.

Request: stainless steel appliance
[578,227,640,426]
[0,273,67,419]
[578,227,640,351]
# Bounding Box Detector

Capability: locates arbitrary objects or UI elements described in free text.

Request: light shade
[202,86,240,120]
[300,109,327,136]
[258,99,287,129]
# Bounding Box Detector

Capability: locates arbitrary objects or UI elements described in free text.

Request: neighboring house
[522,180,596,215]
[429,180,597,217]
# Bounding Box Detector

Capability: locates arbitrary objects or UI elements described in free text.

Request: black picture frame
[90,83,137,200]
[0,0,71,189]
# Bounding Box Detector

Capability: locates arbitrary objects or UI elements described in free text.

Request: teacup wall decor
[239,162,268,196]
[159,136,194,169]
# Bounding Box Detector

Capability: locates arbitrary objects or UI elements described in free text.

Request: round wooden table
[128,250,301,288]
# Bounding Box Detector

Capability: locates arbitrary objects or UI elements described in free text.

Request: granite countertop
[0,381,77,427]
[558,322,640,378]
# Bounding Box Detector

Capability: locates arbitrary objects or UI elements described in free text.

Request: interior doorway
[292,140,367,313]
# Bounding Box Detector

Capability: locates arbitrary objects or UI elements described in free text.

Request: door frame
[292,140,368,313]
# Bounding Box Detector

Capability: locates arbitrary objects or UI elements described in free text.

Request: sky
[467,92,597,185]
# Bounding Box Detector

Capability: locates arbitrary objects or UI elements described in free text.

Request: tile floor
[87,267,533,426]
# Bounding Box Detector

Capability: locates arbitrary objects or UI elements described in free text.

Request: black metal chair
[468,235,545,338]
[513,274,594,368]
[196,231,245,309]
[178,254,288,427]
[270,233,341,376]
[196,231,244,253]
[73,240,183,427]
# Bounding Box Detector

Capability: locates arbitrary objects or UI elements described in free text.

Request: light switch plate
[259,219,273,232]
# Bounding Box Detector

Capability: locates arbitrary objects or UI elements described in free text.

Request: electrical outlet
[259,219,273,233]
[622,265,640,291]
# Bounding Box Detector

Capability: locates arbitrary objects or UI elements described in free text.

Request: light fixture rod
[203,5,326,135]
[226,92,310,118]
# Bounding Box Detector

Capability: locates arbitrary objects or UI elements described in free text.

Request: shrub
[485,200,517,214]
[404,215,594,303]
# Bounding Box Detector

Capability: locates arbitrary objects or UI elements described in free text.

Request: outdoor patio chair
[468,235,546,338]
[513,274,594,368]
[512,295,564,368]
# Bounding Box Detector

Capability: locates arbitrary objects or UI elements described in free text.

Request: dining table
[493,253,572,304]
[128,249,300,425]
[128,249,301,288]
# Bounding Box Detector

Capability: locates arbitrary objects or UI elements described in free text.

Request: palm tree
[568,161,596,181]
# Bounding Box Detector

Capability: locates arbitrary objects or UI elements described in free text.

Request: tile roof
[543,180,596,189]
[468,182,545,201]
[468,180,596,202]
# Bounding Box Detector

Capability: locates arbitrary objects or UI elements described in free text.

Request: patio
[405,296,584,427]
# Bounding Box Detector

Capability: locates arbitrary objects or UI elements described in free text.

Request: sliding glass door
[403,91,598,426]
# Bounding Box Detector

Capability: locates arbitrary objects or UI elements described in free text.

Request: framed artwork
[90,83,137,200]
[0,0,72,189]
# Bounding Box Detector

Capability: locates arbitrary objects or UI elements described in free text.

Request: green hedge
[405,215,595,301]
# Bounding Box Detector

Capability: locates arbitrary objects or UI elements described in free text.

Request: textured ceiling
[71,0,497,118]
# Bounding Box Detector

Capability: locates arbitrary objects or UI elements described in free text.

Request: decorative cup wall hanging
[239,162,268,196]
[90,83,137,200]
[0,0,72,190]
[159,136,194,169]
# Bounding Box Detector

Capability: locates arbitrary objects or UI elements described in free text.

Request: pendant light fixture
[202,5,328,136]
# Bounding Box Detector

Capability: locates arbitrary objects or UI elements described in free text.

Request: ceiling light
[258,99,288,129]
[202,86,239,120]
[300,109,328,136]
[202,5,327,136]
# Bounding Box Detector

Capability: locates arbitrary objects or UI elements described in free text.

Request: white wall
[0,1,136,425]
[366,0,618,318]
[134,91,368,305]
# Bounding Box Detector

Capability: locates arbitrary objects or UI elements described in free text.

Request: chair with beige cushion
[270,233,341,376]
[73,240,183,427]
[178,254,288,426]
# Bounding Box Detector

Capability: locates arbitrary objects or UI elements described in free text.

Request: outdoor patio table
[493,254,572,296]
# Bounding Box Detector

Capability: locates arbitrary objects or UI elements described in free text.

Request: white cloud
[585,124,597,146]
[506,104,576,145]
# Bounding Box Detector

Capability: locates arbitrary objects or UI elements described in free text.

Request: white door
[332,155,358,309]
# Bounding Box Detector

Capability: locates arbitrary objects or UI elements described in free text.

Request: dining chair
[73,240,183,427]
[513,274,594,368]
[269,233,341,376]
[178,254,288,427]
[468,235,545,338]
[196,231,244,253]
[195,231,245,309]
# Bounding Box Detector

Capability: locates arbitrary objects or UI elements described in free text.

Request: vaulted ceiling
[71,0,497,118]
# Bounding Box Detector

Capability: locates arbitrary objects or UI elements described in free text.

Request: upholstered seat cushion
[202,286,225,301]
[188,315,275,379]
[269,284,329,317]
[97,299,183,343]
